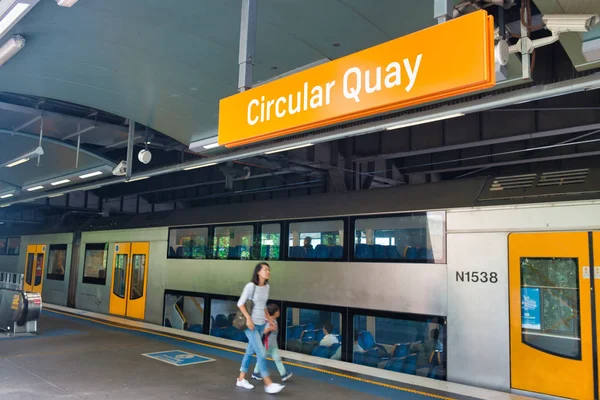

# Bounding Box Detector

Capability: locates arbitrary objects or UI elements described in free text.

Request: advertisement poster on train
[521,287,541,330]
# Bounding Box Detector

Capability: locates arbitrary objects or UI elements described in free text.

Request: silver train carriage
[3,172,600,400]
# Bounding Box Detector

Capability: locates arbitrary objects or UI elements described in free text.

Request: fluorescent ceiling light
[50,179,70,186]
[79,171,103,179]
[0,1,38,41]
[127,176,149,182]
[48,193,64,198]
[203,142,220,150]
[265,143,314,155]
[0,193,13,199]
[189,137,221,153]
[183,162,217,171]
[56,0,78,7]
[0,34,25,67]
[0,204,10,208]
[26,185,43,191]
[2,145,42,168]
[385,112,465,131]
[6,157,28,167]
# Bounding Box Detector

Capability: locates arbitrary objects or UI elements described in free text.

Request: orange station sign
[218,10,495,148]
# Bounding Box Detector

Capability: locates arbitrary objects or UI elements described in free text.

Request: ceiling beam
[354,122,600,163]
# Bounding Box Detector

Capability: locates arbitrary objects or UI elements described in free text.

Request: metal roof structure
[0,0,600,230]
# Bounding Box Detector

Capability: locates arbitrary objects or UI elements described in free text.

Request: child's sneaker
[282,372,293,382]
[252,372,263,381]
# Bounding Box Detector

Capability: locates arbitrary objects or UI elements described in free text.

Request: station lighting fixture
[1,145,43,168]
[127,176,149,182]
[55,0,78,7]
[50,179,70,186]
[183,162,217,171]
[79,170,103,179]
[0,188,19,199]
[0,0,38,41]
[26,185,43,192]
[264,143,314,155]
[47,193,64,198]
[385,112,465,131]
[189,137,220,153]
[0,204,10,208]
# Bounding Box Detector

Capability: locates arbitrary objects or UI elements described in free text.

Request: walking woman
[236,262,285,394]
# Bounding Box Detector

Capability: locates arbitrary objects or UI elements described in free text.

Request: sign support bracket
[238,0,257,92]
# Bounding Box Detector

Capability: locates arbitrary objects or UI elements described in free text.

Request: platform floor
[0,309,526,400]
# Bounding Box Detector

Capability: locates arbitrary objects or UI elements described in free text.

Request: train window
[7,238,20,255]
[261,223,281,260]
[168,227,210,259]
[25,253,34,285]
[82,243,109,285]
[130,254,146,300]
[287,219,344,260]
[352,314,446,380]
[520,257,581,359]
[213,225,254,260]
[163,293,205,334]
[285,307,342,360]
[0,238,6,255]
[47,244,67,281]
[210,299,248,343]
[113,254,127,298]
[353,212,445,263]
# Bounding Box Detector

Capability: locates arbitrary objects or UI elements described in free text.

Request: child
[251,304,293,382]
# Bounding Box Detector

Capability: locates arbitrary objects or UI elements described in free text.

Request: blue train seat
[188,324,203,333]
[387,245,401,259]
[330,245,343,258]
[373,244,387,259]
[315,244,329,259]
[384,357,405,372]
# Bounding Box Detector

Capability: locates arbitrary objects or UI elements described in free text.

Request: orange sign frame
[218,10,495,148]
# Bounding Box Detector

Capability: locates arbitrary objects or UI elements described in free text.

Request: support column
[238,0,257,92]
[126,120,135,180]
[434,0,453,24]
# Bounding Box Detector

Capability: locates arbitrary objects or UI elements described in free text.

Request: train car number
[456,271,498,283]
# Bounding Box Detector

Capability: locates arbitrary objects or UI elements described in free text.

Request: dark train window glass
[210,299,248,343]
[25,253,34,285]
[83,243,108,285]
[0,238,7,255]
[285,307,342,360]
[214,225,254,260]
[168,227,210,259]
[353,212,445,263]
[163,294,205,333]
[352,315,446,380]
[47,244,67,281]
[288,220,344,260]
[112,254,127,298]
[34,253,44,286]
[130,254,146,300]
[261,223,281,260]
[521,257,581,359]
[7,238,20,255]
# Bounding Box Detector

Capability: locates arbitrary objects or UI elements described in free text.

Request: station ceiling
[1,0,600,229]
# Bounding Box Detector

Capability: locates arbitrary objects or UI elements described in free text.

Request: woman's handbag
[233,284,255,330]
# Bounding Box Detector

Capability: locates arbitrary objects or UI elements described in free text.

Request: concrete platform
[0,307,531,400]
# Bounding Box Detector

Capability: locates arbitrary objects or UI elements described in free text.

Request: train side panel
[446,231,509,391]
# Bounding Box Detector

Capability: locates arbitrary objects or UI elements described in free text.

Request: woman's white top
[237,282,270,325]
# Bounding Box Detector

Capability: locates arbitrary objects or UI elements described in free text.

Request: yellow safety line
[45,309,455,400]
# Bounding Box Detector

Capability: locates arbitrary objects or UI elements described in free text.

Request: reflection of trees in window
[521,258,579,338]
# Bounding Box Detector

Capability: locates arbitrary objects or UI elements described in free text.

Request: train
[1,170,600,400]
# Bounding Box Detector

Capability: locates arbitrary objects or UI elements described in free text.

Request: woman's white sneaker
[265,383,284,394]
[236,379,254,389]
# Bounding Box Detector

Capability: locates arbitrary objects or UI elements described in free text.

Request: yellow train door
[509,232,594,399]
[23,245,46,294]
[109,242,149,320]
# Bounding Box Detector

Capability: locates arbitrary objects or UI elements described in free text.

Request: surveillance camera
[112,160,127,176]
[542,14,600,34]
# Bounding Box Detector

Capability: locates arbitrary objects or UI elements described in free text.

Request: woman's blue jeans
[240,323,270,378]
